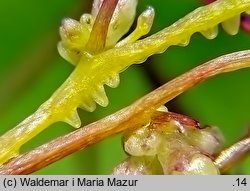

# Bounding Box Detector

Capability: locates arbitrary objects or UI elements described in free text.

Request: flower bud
[112,156,163,175]
[172,154,220,175]
[116,110,223,175]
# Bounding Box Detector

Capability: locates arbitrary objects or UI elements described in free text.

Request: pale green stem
[0,0,250,166]
[100,0,250,70]
[0,50,250,174]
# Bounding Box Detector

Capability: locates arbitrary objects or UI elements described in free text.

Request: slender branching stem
[0,50,250,174]
[215,130,250,173]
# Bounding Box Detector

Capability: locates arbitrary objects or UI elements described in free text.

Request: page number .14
[234,178,247,187]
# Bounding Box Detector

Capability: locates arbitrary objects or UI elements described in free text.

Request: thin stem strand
[0,50,250,174]
[86,0,119,53]
[215,130,250,173]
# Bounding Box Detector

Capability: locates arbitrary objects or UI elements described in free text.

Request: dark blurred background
[0,0,249,174]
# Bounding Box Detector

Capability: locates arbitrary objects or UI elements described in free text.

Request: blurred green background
[0,0,249,174]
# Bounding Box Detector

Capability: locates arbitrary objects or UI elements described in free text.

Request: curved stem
[1,0,250,168]
[0,50,250,174]
[99,0,250,69]
[215,130,250,173]
[0,102,55,165]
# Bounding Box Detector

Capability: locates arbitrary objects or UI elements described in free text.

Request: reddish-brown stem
[86,0,119,53]
[0,50,250,174]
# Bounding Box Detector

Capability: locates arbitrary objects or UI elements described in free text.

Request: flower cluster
[57,0,155,65]
[113,110,223,175]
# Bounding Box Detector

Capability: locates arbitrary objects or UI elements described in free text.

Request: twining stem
[86,0,119,53]
[0,0,119,166]
[215,130,250,173]
[1,0,250,167]
[0,50,250,175]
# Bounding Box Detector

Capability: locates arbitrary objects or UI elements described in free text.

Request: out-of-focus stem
[86,0,119,53]
[0,50,250,174]
[215,131,250,173]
